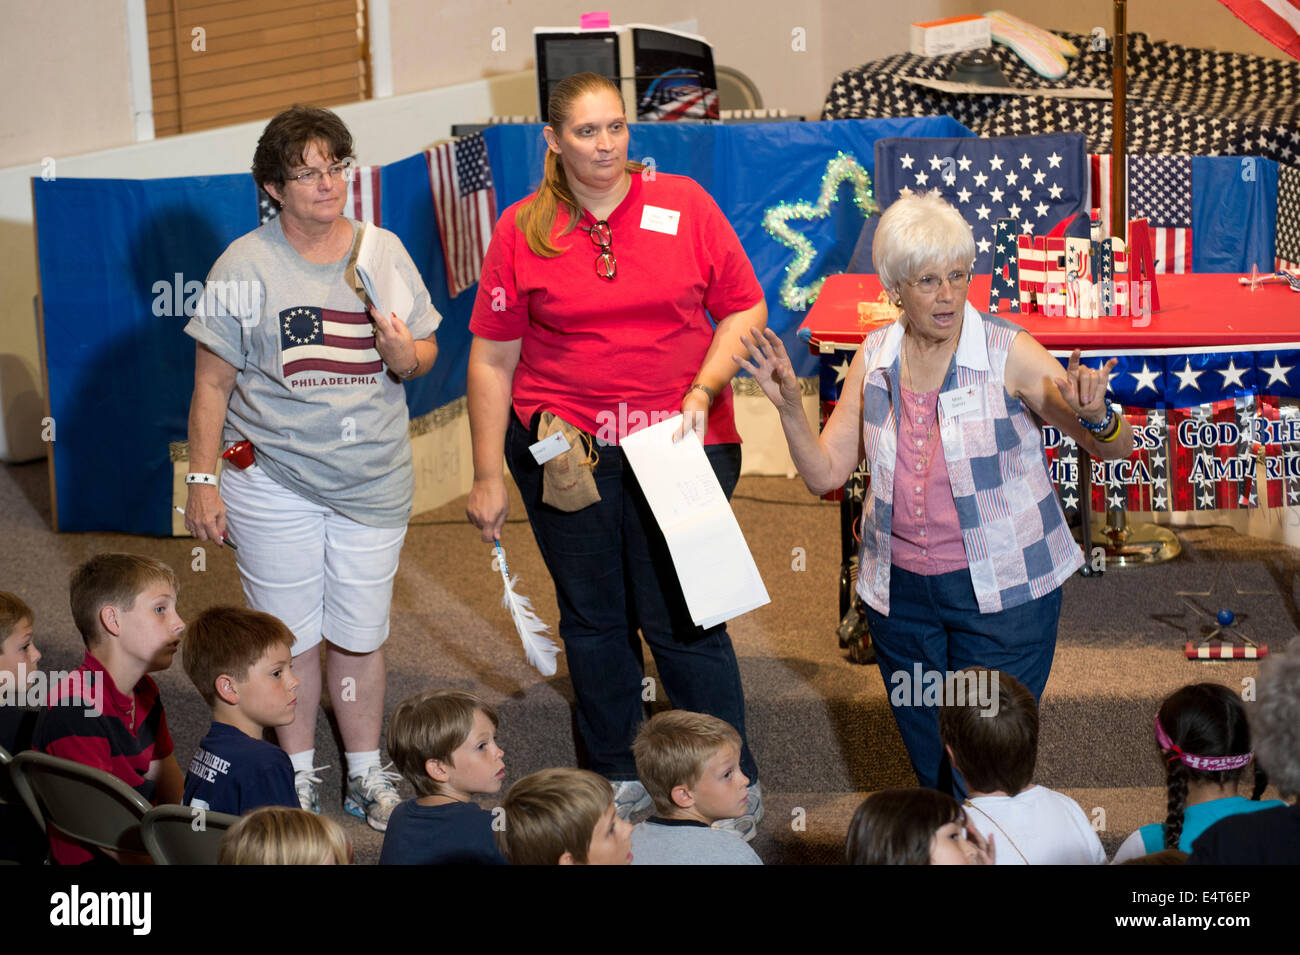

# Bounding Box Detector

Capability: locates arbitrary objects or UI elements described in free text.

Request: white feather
[494,545,560,676]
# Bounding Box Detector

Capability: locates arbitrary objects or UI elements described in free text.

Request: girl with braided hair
[1112,683,1285,863]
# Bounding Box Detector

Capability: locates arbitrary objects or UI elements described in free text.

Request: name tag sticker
[529,431,570,465]
[640,205,680,235]
[939,385,982,419]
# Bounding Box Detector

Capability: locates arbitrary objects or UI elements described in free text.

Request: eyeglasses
[585,219,616,280]
[906,270,972,295]
[285,160,355,186]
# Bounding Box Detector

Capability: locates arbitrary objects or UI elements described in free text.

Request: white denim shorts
[220,463,407,654]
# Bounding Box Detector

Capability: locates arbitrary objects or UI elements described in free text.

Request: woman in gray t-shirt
[183,106,440,833]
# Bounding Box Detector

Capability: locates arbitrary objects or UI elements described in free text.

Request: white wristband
[186,472,218,486]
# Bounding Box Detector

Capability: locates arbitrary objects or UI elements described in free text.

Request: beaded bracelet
[1096,412,1123,442]
[1078,406,1115,435]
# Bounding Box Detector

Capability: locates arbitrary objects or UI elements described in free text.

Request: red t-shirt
[469,172,763,445]
[33,652,174,864]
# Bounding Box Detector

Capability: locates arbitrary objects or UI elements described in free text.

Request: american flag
[874,132,1090,274]
[426,133,497,299]
[637,77,719,121]
[1129,155,1193,274]
[1089,154,1193,272]
[345,165,382,225]
[279,306,382,378]
[1218,0,1300,59]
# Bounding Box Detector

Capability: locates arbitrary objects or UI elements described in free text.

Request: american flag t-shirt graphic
[427,133,497,299]
[279,306,383,378]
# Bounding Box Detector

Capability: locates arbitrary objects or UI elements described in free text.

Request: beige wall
[387,0,831,119]
[388,0,1292,123]
[2,1,1290,166]
[0,0,135,167]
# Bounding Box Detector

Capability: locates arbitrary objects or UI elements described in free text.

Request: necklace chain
[900,337,939,452]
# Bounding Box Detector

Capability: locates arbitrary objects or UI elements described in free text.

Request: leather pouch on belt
[538,412,600,512]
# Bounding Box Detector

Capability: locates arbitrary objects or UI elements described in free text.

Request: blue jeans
[864,564,1061,797]
[506,414,757,782]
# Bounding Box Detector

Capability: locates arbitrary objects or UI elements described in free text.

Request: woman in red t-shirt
[466,72,767,836]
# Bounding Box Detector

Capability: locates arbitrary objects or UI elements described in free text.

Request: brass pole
[1111,0,1127,239]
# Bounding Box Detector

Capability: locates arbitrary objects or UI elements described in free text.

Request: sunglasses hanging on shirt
[584,219,616,280]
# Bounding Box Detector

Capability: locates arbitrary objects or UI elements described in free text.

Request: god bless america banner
[819,342,1300,515]
[1045,396,1300,514]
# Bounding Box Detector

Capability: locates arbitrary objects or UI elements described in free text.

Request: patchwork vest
[856,307,1083,615]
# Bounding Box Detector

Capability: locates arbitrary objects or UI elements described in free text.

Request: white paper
[355,225,415,322]
[619,415,769,627]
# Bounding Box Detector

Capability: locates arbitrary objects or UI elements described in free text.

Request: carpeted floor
[3,457,1295,864]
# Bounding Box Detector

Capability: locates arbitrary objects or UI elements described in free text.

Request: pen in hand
[174,506,239,550]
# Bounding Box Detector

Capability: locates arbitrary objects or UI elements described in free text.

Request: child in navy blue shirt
[380,689,506,865]
[181,606,300,815]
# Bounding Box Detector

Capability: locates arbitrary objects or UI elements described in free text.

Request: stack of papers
[354,225,414,321]
[620,417,770,628]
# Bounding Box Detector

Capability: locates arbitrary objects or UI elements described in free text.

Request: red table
[799,273,1300,351]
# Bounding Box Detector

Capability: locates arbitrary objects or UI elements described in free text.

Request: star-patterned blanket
[823,31,1300,163]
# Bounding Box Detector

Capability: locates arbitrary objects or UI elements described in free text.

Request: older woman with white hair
[739,190,1134,794]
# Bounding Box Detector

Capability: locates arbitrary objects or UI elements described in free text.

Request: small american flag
[1130,156,1193,274]
[427,133,497,299]
[279,306,382,378]
[346,165,382,225]
[1090,154,1194,272]
[637,75,719,121]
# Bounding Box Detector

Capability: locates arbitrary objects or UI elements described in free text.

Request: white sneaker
[294,766,328,815]
[344,763,403,832]
[712,781,764,842]
[611,779,654,823]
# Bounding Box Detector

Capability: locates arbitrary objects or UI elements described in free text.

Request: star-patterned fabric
[873,132,1088,274]
[823,32,1300,163]
[1129,156,1192,227]
[1278,163,1300,266]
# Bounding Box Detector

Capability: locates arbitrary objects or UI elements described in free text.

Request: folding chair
[0,744,31,863]
[141,804,240,865]
[9,751,151,859]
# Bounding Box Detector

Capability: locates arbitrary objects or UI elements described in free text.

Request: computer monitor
[534,24,718,123]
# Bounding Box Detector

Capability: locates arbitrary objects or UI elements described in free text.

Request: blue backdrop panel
[480,117,973,375]
[1191,157,1278,274]
[35,119,972,535]
[34,174,256,534]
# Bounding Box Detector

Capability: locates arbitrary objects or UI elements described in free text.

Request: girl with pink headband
[1112,683,1285,863]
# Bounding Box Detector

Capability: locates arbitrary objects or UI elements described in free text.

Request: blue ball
[1217,609,1235,626]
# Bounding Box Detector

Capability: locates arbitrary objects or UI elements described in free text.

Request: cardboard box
[910,15,991,56]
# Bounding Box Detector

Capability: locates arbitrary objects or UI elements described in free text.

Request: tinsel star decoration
[762,153,878,311]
